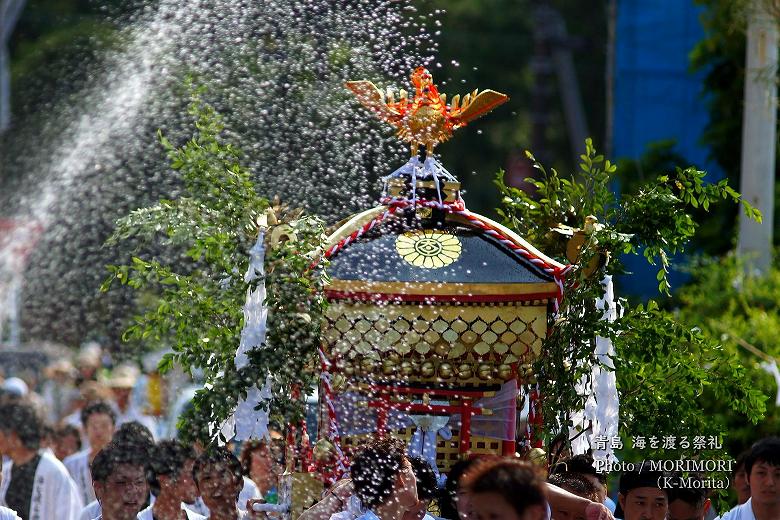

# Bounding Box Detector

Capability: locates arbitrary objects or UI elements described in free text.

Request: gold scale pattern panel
[323,301,548,383]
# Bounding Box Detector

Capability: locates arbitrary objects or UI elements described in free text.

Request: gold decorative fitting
[477,364,494,380]
[456,363,473,379]
[346,67,509,156]
[382,359,397,376]
[497,364,513,380]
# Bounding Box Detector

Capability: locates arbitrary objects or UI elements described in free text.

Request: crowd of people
[0,348,777,520]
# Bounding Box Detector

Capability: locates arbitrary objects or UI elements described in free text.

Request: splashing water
[0,0,439,347]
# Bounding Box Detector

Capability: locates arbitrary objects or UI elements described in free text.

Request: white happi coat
[0,451,83,520]
[137,504,206,519]
[64,449,96,506]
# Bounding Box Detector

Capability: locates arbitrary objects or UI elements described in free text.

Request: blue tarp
[613,0,720,296]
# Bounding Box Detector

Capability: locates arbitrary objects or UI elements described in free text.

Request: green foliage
[102,88,328,443]
[675,253,780,451]
[497,138,759,294]
[495,139,766,452]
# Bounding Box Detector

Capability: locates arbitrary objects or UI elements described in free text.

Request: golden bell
[400,361,415,376]
[313,439,336,462]
[477,364,494,380]
[456,363,473,379]
[420,361,436,377]
[331,374,346,391]
[382,359,397,376]
[497,364,513,380]
[360,358,375,374]
[439,363,453,378]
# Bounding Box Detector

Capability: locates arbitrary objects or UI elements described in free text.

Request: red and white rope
[322,197,572,310]
[318,348,348,478]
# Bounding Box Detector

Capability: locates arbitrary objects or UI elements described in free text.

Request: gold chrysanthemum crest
[395,230,462,269]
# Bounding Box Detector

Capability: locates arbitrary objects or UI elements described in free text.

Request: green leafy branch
[495,139,766,453]
[102,87,328,443]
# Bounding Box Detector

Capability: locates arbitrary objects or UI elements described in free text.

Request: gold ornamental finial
[345,67,508,156]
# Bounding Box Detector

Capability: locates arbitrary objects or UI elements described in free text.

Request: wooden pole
[737,0,778,274]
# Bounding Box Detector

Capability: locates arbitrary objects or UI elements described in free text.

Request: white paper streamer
[382,156,458,204]
[226,227,273,441]
[235,230,267,369]
[234,375,273,441]
[570,275,620,463]
[760,360,780,407]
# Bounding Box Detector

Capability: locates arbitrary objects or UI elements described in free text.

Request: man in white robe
[107,365,157,439]
[0,402,83,519]
[137,440,204,520]
[90,441,148,520]
[64,401,116,506]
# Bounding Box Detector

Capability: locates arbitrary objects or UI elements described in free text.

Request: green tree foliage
[675,253,780,453]
[495,138,766,453]
[102,90,328,442]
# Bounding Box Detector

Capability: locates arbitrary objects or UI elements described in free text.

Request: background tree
[495,138,766,455]
[103,90,328,440]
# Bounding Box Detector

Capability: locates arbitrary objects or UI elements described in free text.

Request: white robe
[0,451,83,520]
[78,500,100,520]
[0,507,20,520]
[64,449,96,506]
[186,476,260,516]
[137,503,206,519]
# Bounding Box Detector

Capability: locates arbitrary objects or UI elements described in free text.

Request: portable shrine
[314,68,569,481]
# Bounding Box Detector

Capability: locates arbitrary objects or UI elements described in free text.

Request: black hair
[666,475,707,509]
[464,459,546,517]
[90,441,148,483]
[618,463,667,496]
[239,438,285,476]
[551,454,607,485]
[409,456,438,501]
[438,456,485,520]
[112,421,155,453]
[55,424,82,450]
[0,402,42,450]
[350,437,408,509]
[149,440,196,494]
[547,471,599,502]
[193,446,243,484]
[745,437,780,476]
[733,450,749,476]
[80,400,117,427]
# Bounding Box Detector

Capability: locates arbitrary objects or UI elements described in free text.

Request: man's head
[112,421,155,454]
[617,465,668,520]
[547,471,599,519]
[81,401,116,451]
[350,437,418,512]
[402,456,439,520]
[91,442,149,520]
[732,451,751,504]
[240,438,285,483]
[463,459,547,520]
[551,454,607,503]
[744,436,780,509]
[150,440,199,505]
[193,447,244,514]
[53,424,82,460]
[666,479,709,520]
[0,402,42,457]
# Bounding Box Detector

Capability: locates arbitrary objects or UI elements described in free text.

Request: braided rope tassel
[318,348,348,478]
